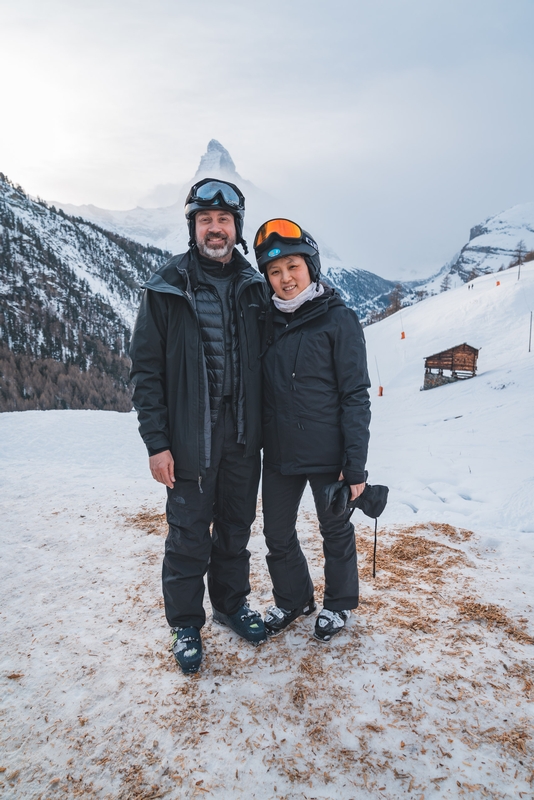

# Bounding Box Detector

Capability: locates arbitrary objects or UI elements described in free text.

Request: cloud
[1,0,533,277]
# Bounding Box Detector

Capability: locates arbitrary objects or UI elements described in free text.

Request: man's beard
[197,233,236,260]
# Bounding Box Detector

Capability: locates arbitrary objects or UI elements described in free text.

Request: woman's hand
[339,472,366,501]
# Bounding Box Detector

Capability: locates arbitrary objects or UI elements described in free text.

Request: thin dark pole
[375,356,381,385]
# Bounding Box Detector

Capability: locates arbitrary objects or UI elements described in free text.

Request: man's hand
[339,472,366,501]
[149,450,175,489]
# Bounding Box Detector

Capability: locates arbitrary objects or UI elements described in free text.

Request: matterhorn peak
[194,140,239,179]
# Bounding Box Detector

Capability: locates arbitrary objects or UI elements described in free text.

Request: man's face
[195,209,236,262]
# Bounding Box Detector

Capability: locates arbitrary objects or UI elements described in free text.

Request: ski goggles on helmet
[254,218,319,254]
[189,180,243,210]
[254,219,303,250]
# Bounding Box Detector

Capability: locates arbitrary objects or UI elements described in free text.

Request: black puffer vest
[195,279,240,427]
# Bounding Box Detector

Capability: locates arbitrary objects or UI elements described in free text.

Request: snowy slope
[365,261,534,534]
[1,264,533,798]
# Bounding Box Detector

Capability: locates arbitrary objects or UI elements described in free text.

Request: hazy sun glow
[1,0,533,277]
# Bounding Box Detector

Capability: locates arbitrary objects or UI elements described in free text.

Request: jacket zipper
[176,270,207,488]
[291,331,305,390]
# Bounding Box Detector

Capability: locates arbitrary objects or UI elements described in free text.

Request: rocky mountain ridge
[413,202,534,296]
[455,202,534,277]
[0,173,169,411]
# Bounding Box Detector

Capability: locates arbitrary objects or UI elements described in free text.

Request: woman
[254,219,371,642]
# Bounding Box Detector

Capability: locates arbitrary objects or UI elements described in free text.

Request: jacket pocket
[292,416,344,468]
[291,331,306,379]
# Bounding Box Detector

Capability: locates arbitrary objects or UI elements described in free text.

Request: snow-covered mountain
[412,202,534,296]
[1,154,401,414]
[57,140,534,321]
[3,140,533,411]
[55,139,342,263]
[0,173,169,411]
[454,202,534,278]
[321,265,403,319]
[55,139,413,318]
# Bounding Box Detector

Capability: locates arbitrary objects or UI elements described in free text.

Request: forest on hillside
[0,174,169,412]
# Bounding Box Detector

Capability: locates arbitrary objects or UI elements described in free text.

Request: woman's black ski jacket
[262,285,371,485]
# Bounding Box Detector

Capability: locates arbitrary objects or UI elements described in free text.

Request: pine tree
[386,283,404,314]
[440,274,451,292]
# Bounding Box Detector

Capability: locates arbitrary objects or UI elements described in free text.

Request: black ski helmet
[253,218,321,282]
[185,177,248,254]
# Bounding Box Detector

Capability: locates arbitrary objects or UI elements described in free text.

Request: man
[130,178,268,674]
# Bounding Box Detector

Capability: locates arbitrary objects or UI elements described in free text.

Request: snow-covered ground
[1,265,533,799]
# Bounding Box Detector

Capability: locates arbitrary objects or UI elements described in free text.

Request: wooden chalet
[423,343,479,390]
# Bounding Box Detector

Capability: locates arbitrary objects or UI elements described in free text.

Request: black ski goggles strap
[190,180,242,209]
[254,218,303,250]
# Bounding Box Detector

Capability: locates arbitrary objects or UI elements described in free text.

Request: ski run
[1,263,533,799]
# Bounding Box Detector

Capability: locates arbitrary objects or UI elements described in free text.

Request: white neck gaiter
[272,281,324,313]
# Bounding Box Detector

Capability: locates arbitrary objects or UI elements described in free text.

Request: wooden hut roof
[426,343,478,360]
[424,343,479,373]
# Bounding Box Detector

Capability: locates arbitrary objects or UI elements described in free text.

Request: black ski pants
[163,400,261,630]
[262,464,359,612]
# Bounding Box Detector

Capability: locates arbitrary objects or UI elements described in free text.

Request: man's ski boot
[170,626,202,674]
[264,597,316,636]
[212,604,267,646]
[314,609,350,642]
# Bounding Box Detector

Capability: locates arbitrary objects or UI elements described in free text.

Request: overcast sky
[1,0,533,279]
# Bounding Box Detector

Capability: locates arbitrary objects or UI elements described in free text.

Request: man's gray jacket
[129,249,268,484]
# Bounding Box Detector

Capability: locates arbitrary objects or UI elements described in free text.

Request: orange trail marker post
[496,280,500,286]
[401,331,406,339]
[374,356,384,396]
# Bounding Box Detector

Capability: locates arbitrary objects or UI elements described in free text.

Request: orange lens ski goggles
[253,219,303,250]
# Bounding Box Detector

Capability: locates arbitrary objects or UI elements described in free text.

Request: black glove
[323,480,389,519]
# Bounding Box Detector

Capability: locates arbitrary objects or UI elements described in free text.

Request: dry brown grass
[357,523,470,588]
[80,511,532,799]
[125,509,167,536]
[457,598,534,645]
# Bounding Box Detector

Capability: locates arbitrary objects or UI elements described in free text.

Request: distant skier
[130,179,268,673]
[254,219,371,641]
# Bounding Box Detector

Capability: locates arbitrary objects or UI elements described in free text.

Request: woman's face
[266,254,312,300]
